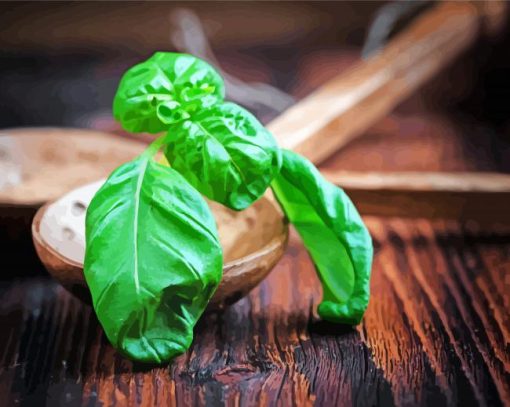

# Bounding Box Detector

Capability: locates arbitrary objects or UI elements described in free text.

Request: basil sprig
[85,52,373,363]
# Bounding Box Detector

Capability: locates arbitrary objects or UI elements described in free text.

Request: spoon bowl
[32,180,288,308]
[0,127,148,275]
[0,127,146,208]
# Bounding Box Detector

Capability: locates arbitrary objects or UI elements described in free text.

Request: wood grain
[3,109,509,404]
[0,220,508,406]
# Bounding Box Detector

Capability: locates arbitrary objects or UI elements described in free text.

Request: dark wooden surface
[2,40,510,405]
[0,217,509,406]
[1,107,510,406]
[0,111,509,407]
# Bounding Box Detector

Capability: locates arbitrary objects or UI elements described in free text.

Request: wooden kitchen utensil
[0,127,145,209]
[32,179,288,306]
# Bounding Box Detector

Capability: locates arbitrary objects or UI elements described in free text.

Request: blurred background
[0,2,374,127]
[0,1,510,261]
[0,0,509,168]
[1,1,510,269]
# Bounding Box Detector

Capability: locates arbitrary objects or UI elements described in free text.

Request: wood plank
[361,218,510,406]
[324,170,510,222]
[1,220,509,406]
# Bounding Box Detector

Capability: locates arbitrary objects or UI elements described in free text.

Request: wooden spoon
[0,127,150,274]
[0,127,146,208]
[32,180,288,307]
[31,1,498,304]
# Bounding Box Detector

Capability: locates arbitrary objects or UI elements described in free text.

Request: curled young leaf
[271,150,373,325]
[164,102,281,210]
[113,52,225,133]
[84,152,223,363]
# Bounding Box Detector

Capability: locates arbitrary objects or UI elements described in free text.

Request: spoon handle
[268,1,506,164]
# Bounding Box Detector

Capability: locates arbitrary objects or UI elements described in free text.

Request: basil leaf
[113,52,225,133]
[164,102,281,210]
[271,150,373,325]
[84,153,223,363]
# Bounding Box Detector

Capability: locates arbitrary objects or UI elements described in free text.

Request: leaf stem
[142,134,168,160]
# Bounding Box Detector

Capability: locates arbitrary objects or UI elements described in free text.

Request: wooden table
[1,110,509,406]
[0,215,508,406]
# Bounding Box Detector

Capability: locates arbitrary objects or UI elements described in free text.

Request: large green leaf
[164,102,281,210]
[84,152,223,363]
[113,52,225,134]
[271,150,373,324]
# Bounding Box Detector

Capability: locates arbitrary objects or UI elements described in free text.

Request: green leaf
[164,102,281,210]
[113,52,225,134]
[84,151,223,363]
[271,150,373,325]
